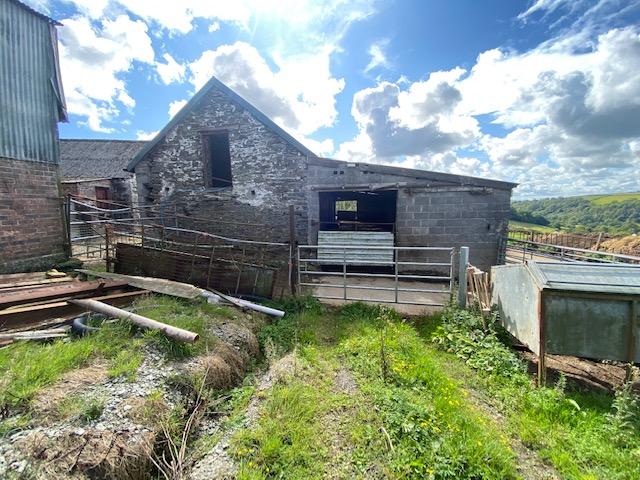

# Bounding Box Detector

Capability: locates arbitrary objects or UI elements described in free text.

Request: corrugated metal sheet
[492,262,640,363]
[528,262,640,295]
[0,0,62,163]
[317,231,394,265]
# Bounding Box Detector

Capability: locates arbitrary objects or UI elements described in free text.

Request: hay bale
[17,428,155,480]
[600,235,640,256]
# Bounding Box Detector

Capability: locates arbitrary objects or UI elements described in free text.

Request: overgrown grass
[428,307,640,480]
[0,295,240,411]
[57,394,105,422]
[339,305,517,479]
[232,301,518,479]
[234,380,330,479]
[509,220,557,233]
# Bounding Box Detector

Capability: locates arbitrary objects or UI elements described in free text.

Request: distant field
[583,192,640,205]
[509,221,556,233]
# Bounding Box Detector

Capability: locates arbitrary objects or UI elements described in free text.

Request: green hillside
[511,192,640,234]
[582,192,640,205]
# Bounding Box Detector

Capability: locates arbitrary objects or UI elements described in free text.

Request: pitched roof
[59,139,146,181]
[126,76,316,172]
[310,157,518,190]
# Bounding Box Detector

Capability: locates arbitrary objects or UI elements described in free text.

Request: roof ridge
[60,138,147,143]
[125,76,316,172]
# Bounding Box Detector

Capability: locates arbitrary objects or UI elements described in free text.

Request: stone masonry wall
[0,157,65,273]
[135,88,309,244]
[307,161,512,273]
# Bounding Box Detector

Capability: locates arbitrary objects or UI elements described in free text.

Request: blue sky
[29,0,640,198]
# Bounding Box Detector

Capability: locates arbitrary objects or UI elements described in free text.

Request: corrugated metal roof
[527,261,640,295]
[0,0,66,163]
[59,139,146,180]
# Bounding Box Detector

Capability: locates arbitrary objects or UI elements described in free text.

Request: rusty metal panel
[0,0,62,163]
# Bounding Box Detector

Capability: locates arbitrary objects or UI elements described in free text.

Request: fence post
[289,205,298,296]
[458,246,469,308]
[62,194,72,257]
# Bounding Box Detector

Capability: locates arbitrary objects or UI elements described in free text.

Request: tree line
[511,197,640,234]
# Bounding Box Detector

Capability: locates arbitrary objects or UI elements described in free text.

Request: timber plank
[0,290,149,331]
[0,280,128,309]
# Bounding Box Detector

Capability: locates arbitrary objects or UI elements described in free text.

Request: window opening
[204,132,232,187]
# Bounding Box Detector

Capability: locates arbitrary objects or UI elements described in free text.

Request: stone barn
[127,77,516,272]
[59,139,144,207]
[0,0,67,273]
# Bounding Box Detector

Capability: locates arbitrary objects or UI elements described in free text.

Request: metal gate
[297,245,455,307]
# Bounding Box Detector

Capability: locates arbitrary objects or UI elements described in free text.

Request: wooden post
[626,300,637,382]
[537,290,547,387]
[458,247,469,309]
[104,224,113,272]
[289,205,298,296]
[206,245,216,289]
[62,195,72,257]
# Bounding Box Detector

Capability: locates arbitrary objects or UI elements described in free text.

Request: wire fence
[64,195,295,297]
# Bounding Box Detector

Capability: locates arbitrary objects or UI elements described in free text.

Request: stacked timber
[0,271,148,345]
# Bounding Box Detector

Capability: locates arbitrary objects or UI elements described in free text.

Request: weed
[605,383,640,448]
[428,306,640,479]
[107,348,143,380]
[233,380,328,479]
[57,394,104,423]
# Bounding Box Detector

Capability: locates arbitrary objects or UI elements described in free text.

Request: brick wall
[135,88,309,243]
[0,157,65,273]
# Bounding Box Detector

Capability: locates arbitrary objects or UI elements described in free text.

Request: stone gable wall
[135,89,309,243]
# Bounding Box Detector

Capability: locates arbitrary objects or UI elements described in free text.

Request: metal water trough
[491,261,640,382]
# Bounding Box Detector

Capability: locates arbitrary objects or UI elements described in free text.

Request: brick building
[59,139,144,207]
[0,0,68,273]
[127,77,516,271]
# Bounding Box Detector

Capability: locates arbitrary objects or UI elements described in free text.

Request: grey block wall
[307,160,512,272]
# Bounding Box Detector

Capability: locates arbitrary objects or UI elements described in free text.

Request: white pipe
[200,291,285,318]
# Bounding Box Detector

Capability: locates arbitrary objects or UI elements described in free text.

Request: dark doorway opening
[95,186,110,209]
[318,190,397,232]
[203,132,232,188]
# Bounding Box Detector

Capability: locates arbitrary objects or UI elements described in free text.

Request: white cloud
[59,0,374,36]
[58,14,155,132]
[168,99,188,118]
[364,39,390,73]
[188,41,344,136]
[156,53,186,85]
[136,129,158,140]
[208,21,220,32]
[337,21,640,197]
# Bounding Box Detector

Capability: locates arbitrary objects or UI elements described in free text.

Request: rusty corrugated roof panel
[0,0,66,163]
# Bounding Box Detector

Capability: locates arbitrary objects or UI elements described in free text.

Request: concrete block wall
[136,89,309,244]
[396,187,511,272]
[307,161,512,272]
[0,157,65,273]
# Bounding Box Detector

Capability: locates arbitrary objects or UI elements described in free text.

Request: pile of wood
[466,265,491,315]
[0,271,148,346]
